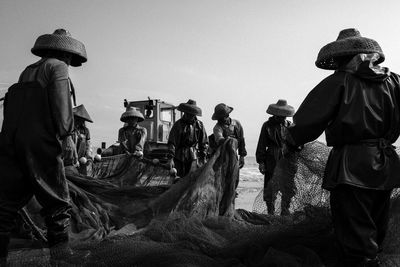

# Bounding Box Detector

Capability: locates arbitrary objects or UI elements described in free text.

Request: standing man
[212,103,247,167]
[288,28,400,266]
[168,99,208,178]
[72,104,93,175]
[256,99,296,215]
[118,106,147,157]
[0,29,87,263]
[212,103,247,187]
[73,104,93,161]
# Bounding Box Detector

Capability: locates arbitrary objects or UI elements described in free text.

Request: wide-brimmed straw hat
[31,29,87,67]
[120,107,145,123]
[315,28,384,70]
[212,103,233,120]
[267,99,295,117]
[73,104,93,123]
[177,99,202,116]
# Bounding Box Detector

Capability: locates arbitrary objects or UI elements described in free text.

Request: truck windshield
[160,108,172,122]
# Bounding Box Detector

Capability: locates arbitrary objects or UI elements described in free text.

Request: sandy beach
[235,156,264,211]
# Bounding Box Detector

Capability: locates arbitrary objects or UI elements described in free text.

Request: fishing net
[6,140,400,266]
[252,141,331,214]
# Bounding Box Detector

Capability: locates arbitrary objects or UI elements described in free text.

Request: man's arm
[255,123,268,164]
[167,122,180,158]
[47,61,74,139]
[197,121,209,160]
[288,73,344,146]
[236,120,247,157]
[85,128,92,158]
[213,123,225,146]
[134,127,147,153]
[118,128,125,143]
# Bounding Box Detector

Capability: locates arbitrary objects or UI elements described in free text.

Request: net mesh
[6,140,400,266]
[252,141,331,214]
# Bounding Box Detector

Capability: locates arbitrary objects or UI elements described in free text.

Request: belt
[358,138,395,156]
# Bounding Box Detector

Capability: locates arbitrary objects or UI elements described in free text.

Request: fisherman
[63,104,93,167]
[287,28,400,266]
[118,106,147,157]
[168,99,208,177]
[212,103,247,170]
[256,99,296,216]
[73,104,93,161]
[0,29,87,263]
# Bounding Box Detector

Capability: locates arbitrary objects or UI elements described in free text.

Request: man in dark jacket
[0,29,87,263]
[288,28,400,266]
[168,99,208,177]
[256,99,296,215]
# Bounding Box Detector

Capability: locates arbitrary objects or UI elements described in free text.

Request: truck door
[158,104,174,143]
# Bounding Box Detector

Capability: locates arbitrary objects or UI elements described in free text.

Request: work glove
[239,155,245,169]
[258,163,266,174]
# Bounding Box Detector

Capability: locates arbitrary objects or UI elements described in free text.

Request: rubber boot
[0,234,9,267]
[266,202,275,215]
[363,256,380,267]
[48,229,90,265]
[280,201,290,216]
[341,256,380,267]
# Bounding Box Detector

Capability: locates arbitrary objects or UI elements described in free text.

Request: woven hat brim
[266,105,295,117]
[211,106,233,120]
[73,105,93,123]
[177,104,202,116]
[31,34,87,67]
[315,37,384,70]
[120,111,145,123]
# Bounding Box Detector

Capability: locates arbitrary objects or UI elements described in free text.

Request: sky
[1,0,400,155]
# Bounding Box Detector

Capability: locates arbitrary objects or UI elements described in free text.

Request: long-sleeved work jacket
[168,117,208,162]
[213,118,247,157]
[256,118,291,167]
[118,125,147,153]
[288,55,400,190]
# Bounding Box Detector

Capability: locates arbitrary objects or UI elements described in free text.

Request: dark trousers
[175,159,194,178]
[0,146,71,254]
[264,155,297,214]
[330,185,391,263]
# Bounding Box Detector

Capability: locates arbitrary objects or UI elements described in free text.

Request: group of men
[168,101,247,178]
[0,27,399,266]
[114,99,247,179]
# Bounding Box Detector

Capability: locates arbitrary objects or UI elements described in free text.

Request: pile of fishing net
[7,140,400,266]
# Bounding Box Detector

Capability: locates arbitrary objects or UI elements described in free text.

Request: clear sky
[1,0,400,155]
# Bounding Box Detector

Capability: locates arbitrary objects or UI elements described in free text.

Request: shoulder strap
[68,78,77,106]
